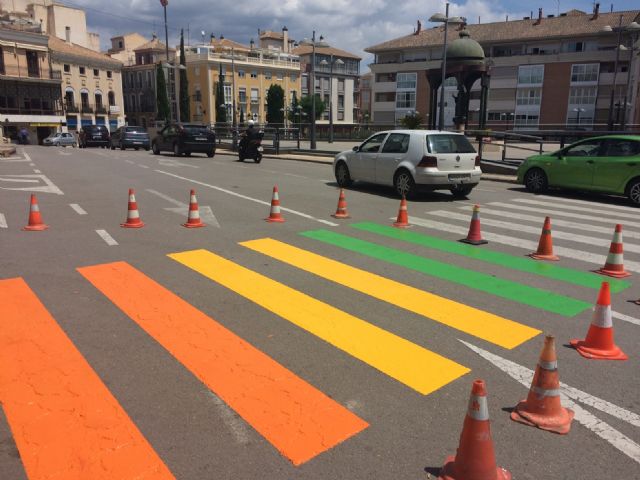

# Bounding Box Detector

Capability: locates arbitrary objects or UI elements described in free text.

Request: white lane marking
[29,163,35,167]
[489,201,640,231]
[406,215,640,272]
[462,205,640,240]
[147,188,221,227]
[0,213,6,228]
[146,189,185,207]
[96,229,118,246]
[611,311,640,326]
[514,198,640,226]
[0,175,64,195]
[57,150,71,156]
[205,391,250,445]
[461,340,640,464]
[474,187,497,192]
[155,170,339,227]
[431,210,640,254]
[22,150,32,162]
[125,159,135,164]
[283,172,308,179]
[138,164,150,169]
[0,157,30,162]
[538,195,640,214]
[158,158,199,168]
[33,169,41,174]
[69,203,87,215]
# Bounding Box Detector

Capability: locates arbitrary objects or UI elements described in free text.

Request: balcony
[65,103,79,113]
[0,65,63,82]
[95,105,107,114]
[81,104,94,114]
[250,97,260,104]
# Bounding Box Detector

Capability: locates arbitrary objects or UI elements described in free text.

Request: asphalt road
[1,145,639,480]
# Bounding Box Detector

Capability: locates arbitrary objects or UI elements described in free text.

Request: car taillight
[475,155,481,167]
[417,155,438,168]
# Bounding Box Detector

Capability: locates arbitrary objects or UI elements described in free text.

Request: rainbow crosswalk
[2,200,631,476]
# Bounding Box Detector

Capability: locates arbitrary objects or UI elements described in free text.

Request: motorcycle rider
[239,119,257,153]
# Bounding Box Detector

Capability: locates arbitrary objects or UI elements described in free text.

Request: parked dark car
[151,123,216,157]
[79,125,110,148]
[110,126,151,151]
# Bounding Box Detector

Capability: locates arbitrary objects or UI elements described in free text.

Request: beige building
[107,33,149,66]
[49,35,124,132]
[0,22,63,143]
[181,33,302,124]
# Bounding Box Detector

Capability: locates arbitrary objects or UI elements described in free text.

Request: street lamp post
[320,55,344,143]
[429,3,464,131]
[300,32,328,149]
[573,107,586,127]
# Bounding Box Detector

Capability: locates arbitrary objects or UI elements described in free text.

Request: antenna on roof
[610,3,613,12]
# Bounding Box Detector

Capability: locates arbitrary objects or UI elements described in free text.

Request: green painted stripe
[300,230,592,317]
[350,222,629,293]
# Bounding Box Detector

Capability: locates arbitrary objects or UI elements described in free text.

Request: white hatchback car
[333,130,481,198]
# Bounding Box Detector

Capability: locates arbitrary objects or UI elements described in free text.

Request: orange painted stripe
[0,277,175,480]
[78,261,368,465]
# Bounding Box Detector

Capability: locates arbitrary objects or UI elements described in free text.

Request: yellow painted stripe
[169,249,470,395]
[240,238,540,349]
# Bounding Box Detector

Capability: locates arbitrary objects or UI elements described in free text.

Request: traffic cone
[595,224,630,278]
[265,185,285,223]
[120,188,144,228]
[529,216,559,261]
[331,188,350,219]
[393,196,409,228]
[439,379,511,480]
[460,204,488,245]
[22,194,48,231]
[511,335,574,434]
[182,189,205,228]
[570,282,628,360]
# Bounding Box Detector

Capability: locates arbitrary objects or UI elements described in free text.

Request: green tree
[300,94,326,120]
[399,111,423,129]
[155,63,170,123]
[179,29,190,122]
[215,80,227,123]
[287,91,299,123]
[266,84,285,124]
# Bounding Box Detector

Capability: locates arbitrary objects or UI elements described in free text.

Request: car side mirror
[352,146,359,152]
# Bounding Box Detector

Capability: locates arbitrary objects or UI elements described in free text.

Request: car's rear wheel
[152,142,160,155]
[184,151,191,157]
[394,169,415,198]
[110,144,115,150]
[173,143,182,156]
[335,161,353,187]
[207,150,215,158]
[450,184,474,198]
[120,143,125,150]
[626,178,640,206]
[524,168,548,193]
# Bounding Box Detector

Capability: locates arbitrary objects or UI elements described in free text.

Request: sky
[63,0,638,70]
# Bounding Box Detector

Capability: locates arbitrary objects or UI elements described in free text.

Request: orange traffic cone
[120,188,144,228]
[439,379,511,480]
[265,185,285,223]
[529,216,559,261]
[331,188,350,219]
[570,282,627,360]
[23,194,48,231]
[182,189,205,228]
[393,196,409,228]
[511,335,574,434]
[595,224,630,278]
[460,204,488,245]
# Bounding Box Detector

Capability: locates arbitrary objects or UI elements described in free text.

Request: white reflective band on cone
[31,205,39,212]
[605,253,624,265]
[538,360,558,370]
[612,232,623,244]
[129,195,136,201]
[592,304,613,328]
[128,210,140,219]
[531,386,561,397]
[467,394,489,421]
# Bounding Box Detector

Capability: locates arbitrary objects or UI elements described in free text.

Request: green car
[517,135,640,205]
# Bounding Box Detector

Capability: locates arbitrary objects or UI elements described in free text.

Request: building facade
[358,71,373,122]
[181,34,301,125]
[366,7,640,130]
[0,23,63,143]
[107,33,149,66]
[49,35,124,132]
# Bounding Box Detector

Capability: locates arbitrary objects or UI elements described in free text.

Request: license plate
[195,137,207,141]
[448,173,471,180]
[133,141,142,144]
[93,135,101,139]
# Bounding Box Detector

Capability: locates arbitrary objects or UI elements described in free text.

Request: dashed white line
[611,310,640,326]
[69,203,87,215]
[33,169,41,174]
[155,170,339,226]
[0,213,6,228]
[125,160,135,164]
[138,164,150,169]
[96,229,118,246]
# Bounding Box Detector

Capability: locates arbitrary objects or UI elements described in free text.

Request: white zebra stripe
[96,229,118,246]
[513,198,640,226]
[0,213,6,228]
[427,210,640,254]
[405,215,640,273]
[538,195,640,214]
[460,205,640,240]
[488,202,640,231]
[69,203,87,215]
[612,311,640,327]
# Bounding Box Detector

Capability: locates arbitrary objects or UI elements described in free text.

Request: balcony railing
[65,103,79,113]
[0,65,63,81]
[81,104,93,114]
[95,105,107,114]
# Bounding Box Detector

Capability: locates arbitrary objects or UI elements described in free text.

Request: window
[250,71,257,78]
[568,86,597,105]
[338,95,344,109]
[337,79,344,92]
[382,133,410,153]
[396,73,417,89]
[194,89,202,101]
[321,77,329,90]
[602,140,640,157]
[564,140,601,157]
[64,64,70,73]
[26,51,39,77]
[93,69,99,77]
[375,92,396,102]
[118,40,123,49]
[238,70,245,78]
[360,133,388,152]
[427,134,475,154]
[238,87,246,103]
[0,47,4,75]
[276,72,283,80]
[517,65,543,85]
[396,91,415,109]
[107,70,112,78]
[79,66,86,75]
[95,93,103,109]
[108,91,115,106]
[567,42,584,53]
[514,113,540,127]
[265,71,272,79]
[290,74,297,81]
[571,64,598,83]
[516,89,541,105]
[375,72,396,82]
[250,88,259,103]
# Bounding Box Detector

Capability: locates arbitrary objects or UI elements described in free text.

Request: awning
[30,123,60,127]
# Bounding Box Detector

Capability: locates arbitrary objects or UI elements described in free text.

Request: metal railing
[0,65,62,80]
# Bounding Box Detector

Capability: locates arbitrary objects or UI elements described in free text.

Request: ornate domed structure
[446,30,485,65]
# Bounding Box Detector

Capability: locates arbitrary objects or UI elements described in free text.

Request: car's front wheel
[450,184,475,198]
[394,169,415,198]
[524,168,548,193]
[207,150,215,158]
[626,178,640,206]
[152,142,160,155]
[335,161,353,187]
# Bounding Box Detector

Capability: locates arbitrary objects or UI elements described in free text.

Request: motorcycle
[238,131,264,163]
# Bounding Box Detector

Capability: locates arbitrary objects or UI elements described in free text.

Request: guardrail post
[297,127,300,150]
[501,135,507,162]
